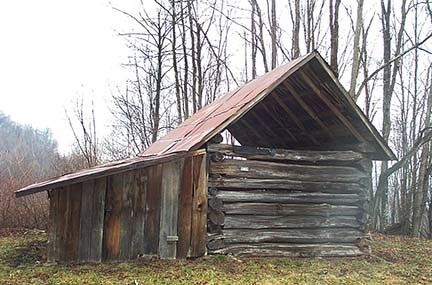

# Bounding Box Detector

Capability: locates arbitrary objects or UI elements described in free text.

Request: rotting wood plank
[47,189,59,262]
[209,243,363,257]
[103,174,123,261]
[143,164,163,256]
[207,144,365,162]
[220,228,364,244]
[78,180,94,261]
[216,190,365,206]
[90,177,106,262]
[119,171,135,260]
[208,177,365,193]
[55,187,69,262]
[190,154,208,257]
[65,183,82,262]
[159,159,183,259]
[223,203,361,216]
[210,159,367,182]
[177,156,194,259]
[224,215,361,229]
[130,168,147,259]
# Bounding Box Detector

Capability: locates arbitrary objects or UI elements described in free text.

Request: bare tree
[66,97,99,168]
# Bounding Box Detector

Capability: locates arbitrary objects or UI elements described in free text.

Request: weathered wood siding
[47,152,207,262]
[207,144,371,257]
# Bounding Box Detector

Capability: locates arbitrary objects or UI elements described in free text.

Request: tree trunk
[329,0,341,76]
[349,0,364,99]
[290,0,300,59]
[270,0,277,69]
[171,0,182,123]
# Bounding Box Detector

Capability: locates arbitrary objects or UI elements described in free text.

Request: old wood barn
[16,51,395,262]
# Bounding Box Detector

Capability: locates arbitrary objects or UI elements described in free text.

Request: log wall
[47,152,207,263]
[207,144,371,257]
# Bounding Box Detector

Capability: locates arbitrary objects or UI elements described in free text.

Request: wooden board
[190,154,208,257]
[103,174,123,261]
[222,202,361,216]
[130,168,148,259]
[47,189,59,262]
[208,178,365,193]
[143,164,163,256]
[223,215,361,229]
[159,159,183,259]
[65,183,82,262]
[220,228,364,244]
[119,171,135,260]
[55,187,69,262]
[89,177,106,262]
[210,243,363,257]
[78,180,94,261]
[216,190,365,206]
[208,144,366,162]
[177,156,194,259]
[210,159,367,182]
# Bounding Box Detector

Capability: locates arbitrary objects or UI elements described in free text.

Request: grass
[0,229,431,284]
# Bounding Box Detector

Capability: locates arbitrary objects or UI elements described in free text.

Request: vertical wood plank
[119,171,134,260]
[131,168,148,258]
[143,164,163,256]
[159,159,183,259]
[78,180,94,261]
[190,154,208,257]
[103,174,123,261]
[47,188,59,262]
[89,177,106,262]
[177,156,194,259]
[65,183,82,262]
[56,186,69,262]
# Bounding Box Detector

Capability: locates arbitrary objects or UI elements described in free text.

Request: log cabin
[16,51,395,262]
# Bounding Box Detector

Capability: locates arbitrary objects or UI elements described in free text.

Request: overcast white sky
[0,0,132,152]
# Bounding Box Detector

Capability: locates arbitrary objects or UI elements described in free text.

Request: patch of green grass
[0,230,431,284]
